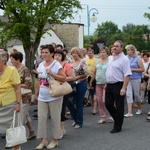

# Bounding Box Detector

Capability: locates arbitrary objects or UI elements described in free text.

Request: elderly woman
[10,51,35,140]
[70,47,88,129]
[0,50,22,150]
[124,44,144,117]
[34,44,66,149]
[54,50,76,138]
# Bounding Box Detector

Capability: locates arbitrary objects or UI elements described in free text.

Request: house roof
[7,39,22,47]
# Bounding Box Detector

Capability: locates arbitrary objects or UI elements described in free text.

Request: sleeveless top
[128,55,142,79]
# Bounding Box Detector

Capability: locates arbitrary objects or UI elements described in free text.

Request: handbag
[48,60,73,97]
[6,111,27,147]
[21,88,32,95]
[49,79,73,97]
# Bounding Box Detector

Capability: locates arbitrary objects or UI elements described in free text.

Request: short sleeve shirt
[37,61,63,102]
[0,66,20,106]
[95,59,108,84]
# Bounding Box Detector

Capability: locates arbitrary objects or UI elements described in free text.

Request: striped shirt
[106,52,132,83]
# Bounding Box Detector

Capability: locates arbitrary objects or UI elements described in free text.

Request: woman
[0,50,22,150]
[124,44,144,117]
[10,51,36,140]
[34,44,66,149]
[90,46,109,124]
[54,50,76,137]
[141,52,150,103]
[70,47,88,129]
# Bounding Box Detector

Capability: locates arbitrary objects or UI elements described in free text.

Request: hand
[147,83,150,90]
[33,69,38,74]
[14,104,21,112]
[89,82,92,87]
[120,88,126,96]
[34,95,38,105]
[46,68,53,76]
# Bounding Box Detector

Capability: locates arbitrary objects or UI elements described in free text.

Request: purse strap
[48,60,57,80]
[11,111,22,128]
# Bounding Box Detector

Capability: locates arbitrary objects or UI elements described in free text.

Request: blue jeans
[75,79,87,126]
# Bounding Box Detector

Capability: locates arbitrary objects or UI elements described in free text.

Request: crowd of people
[0,40,150,149]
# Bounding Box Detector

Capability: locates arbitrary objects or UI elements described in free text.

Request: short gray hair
[125,44,137,56]
[0,51,8,63]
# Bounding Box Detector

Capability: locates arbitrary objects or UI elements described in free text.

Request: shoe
[108,117,114,123]
[146,116,150,121]
[27,134,36,140]
[124,113,133,118]
[66,111,71,115]
[33,109,38,112]
[47,141,58,149]
[97,119,106,124]
[59,129,66,139]
[110,128,121,133]
[72,122,76,127]
[33,114,38,119]
[62,129,66,136]
[74,125,81,129]
[92,110,97,115]
[147,111,150,116]
[85,102,92,107]
[1,133,5,139]
[36,142,48,150]
[136,110,142,115]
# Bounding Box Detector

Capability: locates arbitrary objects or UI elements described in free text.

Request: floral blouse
[73,59,88,83]
[18,65,32,103]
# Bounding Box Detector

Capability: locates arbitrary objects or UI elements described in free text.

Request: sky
[0,0,149,36]
[70,0,150,35]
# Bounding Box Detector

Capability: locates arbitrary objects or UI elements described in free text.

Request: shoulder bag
[48,61,73,97]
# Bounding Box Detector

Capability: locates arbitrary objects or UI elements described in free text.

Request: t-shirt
[95,59,108,84]
[37,61,63,102]
[86,57,97,76]
[0,66,20,106]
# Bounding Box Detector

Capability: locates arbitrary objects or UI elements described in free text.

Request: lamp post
[86,5,99,44]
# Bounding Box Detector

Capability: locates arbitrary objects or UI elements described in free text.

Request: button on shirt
[106,53,132,83]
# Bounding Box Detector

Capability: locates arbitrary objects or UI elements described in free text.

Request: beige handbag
[49,79,72,97]
[48,60,73,97]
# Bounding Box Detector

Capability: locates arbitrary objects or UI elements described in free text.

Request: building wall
[52,23,84,51]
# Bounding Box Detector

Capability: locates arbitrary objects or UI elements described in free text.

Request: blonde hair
[125,44,137,57]
[70,47,83,58]
[0,51,8,63]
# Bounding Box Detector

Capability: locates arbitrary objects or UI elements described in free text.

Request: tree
[94,21,121,46]
[144,7,150,21]
[122,25,147,51]
[0,0,81,71]
[122,23,136,35]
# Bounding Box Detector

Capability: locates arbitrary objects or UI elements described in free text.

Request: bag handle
[11,111,22,129]
[48,60,57,80]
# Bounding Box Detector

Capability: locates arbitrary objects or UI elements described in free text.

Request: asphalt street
[0,101,150,150]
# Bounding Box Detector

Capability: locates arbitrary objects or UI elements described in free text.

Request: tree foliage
[0,0,81,71]
[94,21,121,46]
[144,7,150,21]
[92,21,149,51]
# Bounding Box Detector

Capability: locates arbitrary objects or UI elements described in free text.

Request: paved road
[0,102,150,150]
